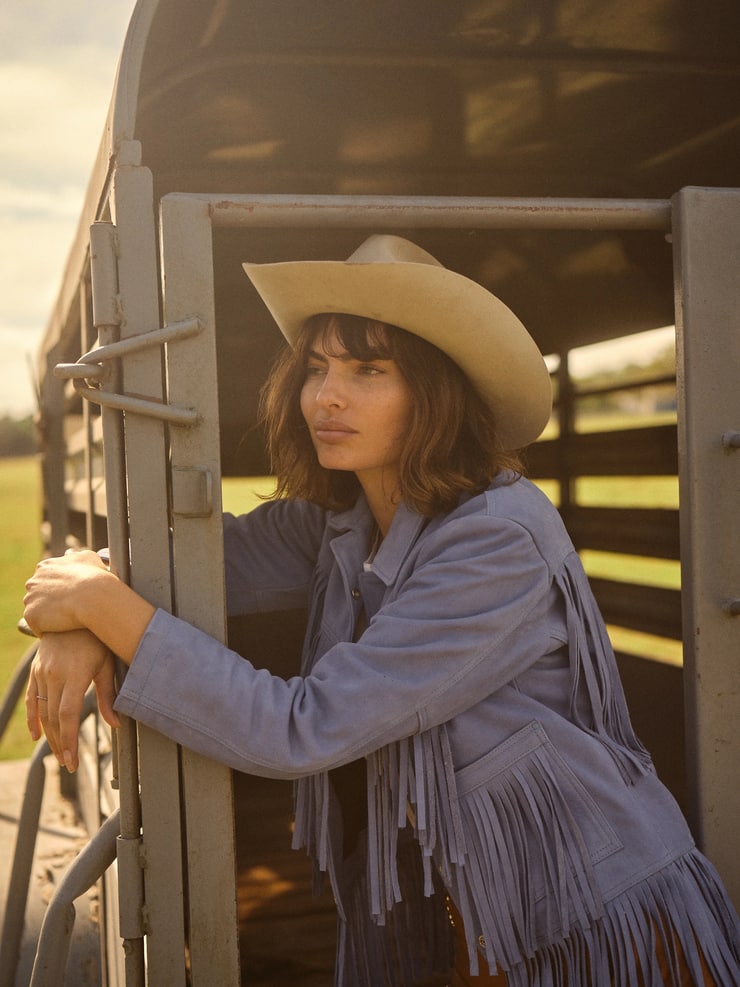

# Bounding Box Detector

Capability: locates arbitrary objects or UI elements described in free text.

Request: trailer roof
[41,0,740,364]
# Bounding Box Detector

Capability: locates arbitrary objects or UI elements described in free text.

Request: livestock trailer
[1,1,738,983]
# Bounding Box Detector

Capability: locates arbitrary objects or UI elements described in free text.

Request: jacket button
[351,588,361,599]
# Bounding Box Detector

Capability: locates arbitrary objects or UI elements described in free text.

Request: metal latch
[54,317,203,425]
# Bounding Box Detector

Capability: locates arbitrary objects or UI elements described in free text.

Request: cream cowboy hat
[243,235,552,450]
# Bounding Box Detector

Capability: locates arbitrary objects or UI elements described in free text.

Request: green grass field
[0,456,43,759]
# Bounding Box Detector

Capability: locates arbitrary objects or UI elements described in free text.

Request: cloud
[0,55,116,186]
[2,0,135,56]
[0,197,85,321]
[0,1,136,415]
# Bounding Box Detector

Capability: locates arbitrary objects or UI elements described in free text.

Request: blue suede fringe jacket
[115,475,740,985]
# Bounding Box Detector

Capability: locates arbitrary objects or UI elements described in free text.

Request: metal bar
[69,316,203,367]
[573,371,676,399]
[528,424,679,478]
[54,363,109,383]
[29,810,120,987]
[0,641,36,744]
[192,46,740,79]
[673,187,740,912]
[159,192,241,987]
[88,222,131,864]
[167,192,673,231]
[0,740,50,987]
[40,353,69,558]
[0,693,97,987]
[89,222,130,587]
[566,505,680,561]
[557,351,575,518]
[70,381,199,426]
[80,277,96,548]
[588,578,682,640]
[108,162,185,987]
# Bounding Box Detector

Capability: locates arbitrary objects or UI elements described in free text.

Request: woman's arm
[23,549,155,662]
[22,497,324,770]
[114,513,554,779]
[23,550,155,771]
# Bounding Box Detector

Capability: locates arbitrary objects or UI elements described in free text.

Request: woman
[24,235,740,986]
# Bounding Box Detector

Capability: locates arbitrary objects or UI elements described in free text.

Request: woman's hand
[23,549,111,637]
[26,628,120,773]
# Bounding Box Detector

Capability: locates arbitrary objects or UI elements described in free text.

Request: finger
[25,670,42,742]
[94,658,120,730]
[41,683,66,766]
[58,684,86,773]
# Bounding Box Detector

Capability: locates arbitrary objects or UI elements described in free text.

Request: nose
[314,367,347,408]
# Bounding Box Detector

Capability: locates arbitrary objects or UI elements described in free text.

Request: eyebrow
[306,348,390,364]
[306,350,378,363]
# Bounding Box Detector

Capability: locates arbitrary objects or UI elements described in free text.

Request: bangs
[302,313,397,362]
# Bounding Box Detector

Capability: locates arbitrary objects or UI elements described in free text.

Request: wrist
[76,566,118,630]
[79,570,156,665]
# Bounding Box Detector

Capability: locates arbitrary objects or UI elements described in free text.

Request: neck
[357,471,401,537]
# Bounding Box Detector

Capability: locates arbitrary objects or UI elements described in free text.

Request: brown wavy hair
[260,313,523,516]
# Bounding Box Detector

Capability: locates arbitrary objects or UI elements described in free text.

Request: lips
[312,419,357,442]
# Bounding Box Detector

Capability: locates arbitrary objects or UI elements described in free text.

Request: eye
[305,362,326,378]
[357,363,383,376]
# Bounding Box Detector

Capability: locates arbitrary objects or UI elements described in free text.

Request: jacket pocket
[451,720,623,959]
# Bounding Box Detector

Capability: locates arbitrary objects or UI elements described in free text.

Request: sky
[0,0,136,417]
[0,1,675,419]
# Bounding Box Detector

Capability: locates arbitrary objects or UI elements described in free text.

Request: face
[299,327,414,496]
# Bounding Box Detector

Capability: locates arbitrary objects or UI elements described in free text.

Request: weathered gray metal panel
[108,160,185,985]
[158,194,240,985]
[673,186,740,911]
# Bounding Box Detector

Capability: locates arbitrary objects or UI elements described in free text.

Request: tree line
[0,415,36,457]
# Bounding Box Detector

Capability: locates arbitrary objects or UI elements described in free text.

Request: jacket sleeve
[222,498,326,615]
[115,512,558,779]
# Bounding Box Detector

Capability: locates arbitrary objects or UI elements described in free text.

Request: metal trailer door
[85,144,240,986]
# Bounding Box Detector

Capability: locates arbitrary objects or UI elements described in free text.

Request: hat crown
[346,234,444,268]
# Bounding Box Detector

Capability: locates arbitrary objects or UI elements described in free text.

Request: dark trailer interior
[19,1,740,984]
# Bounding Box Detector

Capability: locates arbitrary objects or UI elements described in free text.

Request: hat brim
[243,259,552,450]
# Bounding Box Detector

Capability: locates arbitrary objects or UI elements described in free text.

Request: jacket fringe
[502,850,740,986]
[555,558,653,781]
[335,828,454,987]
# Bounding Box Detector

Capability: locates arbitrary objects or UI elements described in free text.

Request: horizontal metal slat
[566,505,680,558]
[589,577,682,639]
[527,423,678,477]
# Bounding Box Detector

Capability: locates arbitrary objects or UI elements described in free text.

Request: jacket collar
[328,496,427,587]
